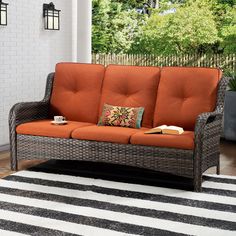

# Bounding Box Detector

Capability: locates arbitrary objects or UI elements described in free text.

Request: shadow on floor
[29,160,195,191]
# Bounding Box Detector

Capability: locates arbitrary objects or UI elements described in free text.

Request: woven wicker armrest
[9,72,54,128]
[192,77,229,191]
[194,110,223,158]
[9,73,54,170]
[9,101,49,171]
[193,110,223,191]
[9,101,50,127]
[194,111,222,140]
[194,75,229,145]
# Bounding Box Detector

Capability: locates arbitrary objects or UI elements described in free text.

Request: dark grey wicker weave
[9,73,229,192]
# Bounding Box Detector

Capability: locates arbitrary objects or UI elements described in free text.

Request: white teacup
[54,116,66,123]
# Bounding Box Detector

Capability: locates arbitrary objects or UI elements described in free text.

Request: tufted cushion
[16,120,94,139]
[154,67,222,130]
[99,65,161,128]
[130,130,194,150]
[50,63,105,123]
[72,125,148,144]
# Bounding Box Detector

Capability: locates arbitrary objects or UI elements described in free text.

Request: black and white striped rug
[0,170,235,235]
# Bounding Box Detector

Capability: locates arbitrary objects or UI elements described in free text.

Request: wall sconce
[0,0,8,26]
[43,2,60,30]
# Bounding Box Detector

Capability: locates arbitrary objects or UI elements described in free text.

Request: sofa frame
[9,73,229,192]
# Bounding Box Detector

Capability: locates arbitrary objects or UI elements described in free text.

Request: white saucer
[51,121,68,125]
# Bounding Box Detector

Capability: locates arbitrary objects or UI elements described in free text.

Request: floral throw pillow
[98,104,144,129]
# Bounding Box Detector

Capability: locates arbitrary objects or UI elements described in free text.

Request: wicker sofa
[9,63,228,191]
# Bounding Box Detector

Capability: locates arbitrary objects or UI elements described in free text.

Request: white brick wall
[0,0,73,145]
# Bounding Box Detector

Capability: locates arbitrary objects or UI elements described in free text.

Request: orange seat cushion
[72,125,147,144]
[50,63,105,124]
[130,131,195,150]
[99,65,161,128]
[154,67,222,130]
[16,120,94,139]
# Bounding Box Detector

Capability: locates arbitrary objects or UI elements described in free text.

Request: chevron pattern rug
[0,169,235,236]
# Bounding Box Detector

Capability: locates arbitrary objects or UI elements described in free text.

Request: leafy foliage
[92,0,146,53]
[228,78,236,91]
[131,1,219,54]
[92,0,236,54]
[220,6,236,53]
[224,69,236,91]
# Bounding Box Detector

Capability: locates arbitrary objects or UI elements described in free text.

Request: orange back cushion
[50,63,105,123]
[99,65,161,128]
[154,67,222,130]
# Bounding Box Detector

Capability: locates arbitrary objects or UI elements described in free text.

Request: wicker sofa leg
[10,156,17,171]
[9,130,17,171]
[10,144,18,171]
[217,161,220,175]
[194,174,202,192]
[193,156,202,192]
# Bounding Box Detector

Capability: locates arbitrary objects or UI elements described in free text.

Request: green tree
[92,0,146,53]
[131,0,220,54]
[208,0,236,53]
[116,0,144,9]
[92,0,111,53]
[220,6,236,52]
[92,0,236,54]
[110,10,146,53]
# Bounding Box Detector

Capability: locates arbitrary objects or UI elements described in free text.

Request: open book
[144,125,184,135]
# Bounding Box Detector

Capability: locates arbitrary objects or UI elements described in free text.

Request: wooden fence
[92,53,236,74]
